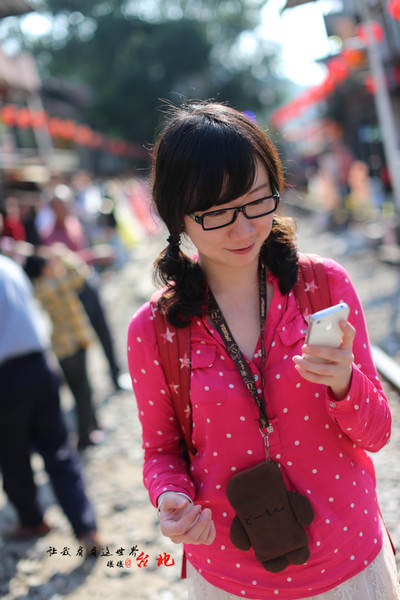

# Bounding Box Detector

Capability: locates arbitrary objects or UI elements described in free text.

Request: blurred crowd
[0,170,160,268]
[0,169,161,447]
[0,168,161,544]
[290,141,398,252]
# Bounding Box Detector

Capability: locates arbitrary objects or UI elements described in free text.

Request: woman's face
[183,158,275,275]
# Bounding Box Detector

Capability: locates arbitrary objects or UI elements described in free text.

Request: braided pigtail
[261,215,299,295]
[166,235,180,261]
[155,235,184,287]
[154,234,208,327]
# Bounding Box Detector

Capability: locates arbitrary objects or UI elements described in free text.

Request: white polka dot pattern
[127,257,391,599]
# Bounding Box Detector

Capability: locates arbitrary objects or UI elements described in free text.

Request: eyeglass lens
[202,196,276,230]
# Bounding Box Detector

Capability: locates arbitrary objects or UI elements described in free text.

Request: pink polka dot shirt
[127,257,391,599]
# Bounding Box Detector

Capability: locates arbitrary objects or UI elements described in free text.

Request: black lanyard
[208,262,273,458]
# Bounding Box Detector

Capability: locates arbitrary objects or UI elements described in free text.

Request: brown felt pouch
[226,460,314,573]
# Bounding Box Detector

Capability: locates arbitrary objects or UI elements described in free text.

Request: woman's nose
[230,210,254,234]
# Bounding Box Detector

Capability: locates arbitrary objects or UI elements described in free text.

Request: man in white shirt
[0,253,99,544]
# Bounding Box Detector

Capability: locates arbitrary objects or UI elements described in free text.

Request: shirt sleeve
[127,302,196,507]
[323,257,391,452]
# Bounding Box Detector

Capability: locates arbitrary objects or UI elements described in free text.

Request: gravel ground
[1,211,399,599]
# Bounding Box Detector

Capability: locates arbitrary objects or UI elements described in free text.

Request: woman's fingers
[293,320,356,399]
[158,493,215,545]
[339,319,356,349]
[188,508,215,544]
[160,503,200,537]
[170,507,215,545]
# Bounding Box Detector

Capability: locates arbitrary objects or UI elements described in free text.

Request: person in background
[127,101,399,600]
[1,196,26,241]
[40,184,131,392]
[24,247,104,450]
[0,251,99,545]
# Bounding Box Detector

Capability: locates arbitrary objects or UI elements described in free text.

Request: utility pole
[358,0,400,210]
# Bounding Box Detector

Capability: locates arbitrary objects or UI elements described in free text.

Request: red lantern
[16,107,33,129]
[365,75,376,94]
[356,21,384,45]
[108,139,127,155]
[48,117,64,137]
[31,110,47,129]
[57,120,76,140]
[74,124,93,146]
[328,57,349,84]
[1,104,18,126]
[341,48,365,69]
[388,0,400,20]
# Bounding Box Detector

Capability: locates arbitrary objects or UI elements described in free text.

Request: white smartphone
[305,303,350,347]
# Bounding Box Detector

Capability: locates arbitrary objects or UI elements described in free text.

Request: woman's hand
[292,320,356,400]
[158,492,216,546]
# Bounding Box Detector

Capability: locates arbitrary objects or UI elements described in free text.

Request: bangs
[152,101,283,238]
[177,120,257,214]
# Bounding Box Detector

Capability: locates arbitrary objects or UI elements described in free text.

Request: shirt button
[329,401,337,408]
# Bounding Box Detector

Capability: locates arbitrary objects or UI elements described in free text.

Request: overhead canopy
[0,0,35,18]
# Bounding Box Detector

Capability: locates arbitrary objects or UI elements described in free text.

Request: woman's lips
[227,243,255,255]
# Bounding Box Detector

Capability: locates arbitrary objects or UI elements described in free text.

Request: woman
[127,101,399,599]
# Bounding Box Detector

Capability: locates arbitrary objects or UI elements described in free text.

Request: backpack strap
[294,253,332,320]
[150,290,196,457]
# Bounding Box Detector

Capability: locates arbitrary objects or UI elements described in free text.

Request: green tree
[8,0,287,146]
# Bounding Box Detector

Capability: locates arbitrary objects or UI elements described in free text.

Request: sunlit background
[0,0,399,215]
[15,0,335,85]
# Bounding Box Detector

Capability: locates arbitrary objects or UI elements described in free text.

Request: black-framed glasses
[188,193,280,231]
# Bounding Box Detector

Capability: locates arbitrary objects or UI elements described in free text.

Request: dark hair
[152,100,298,327]
[24,254,47,280]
